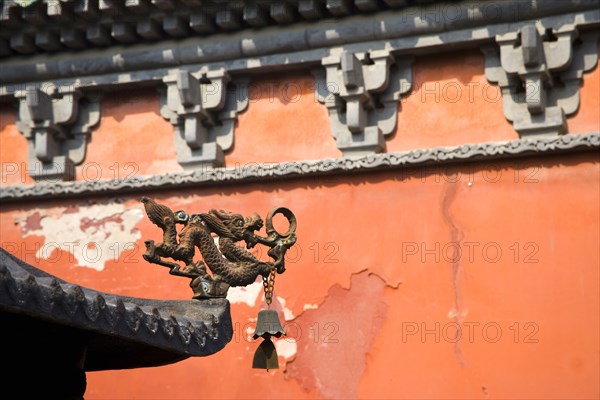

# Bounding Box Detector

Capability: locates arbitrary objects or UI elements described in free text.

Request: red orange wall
[0,50,599,399]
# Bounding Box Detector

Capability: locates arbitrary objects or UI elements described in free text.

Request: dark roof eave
[0,247,233,371]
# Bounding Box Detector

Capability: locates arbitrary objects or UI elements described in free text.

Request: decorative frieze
[314,50,413,156]
[160,69,248,169]
[14,86,101,181]
[3,133,597,202]
[483,22,599,137]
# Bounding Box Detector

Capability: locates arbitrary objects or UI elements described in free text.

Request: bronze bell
[252,309,285,370]
[253,309,286,339]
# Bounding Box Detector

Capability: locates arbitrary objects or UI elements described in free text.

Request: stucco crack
[441,181,467,367]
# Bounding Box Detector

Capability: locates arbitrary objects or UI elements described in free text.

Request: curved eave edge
[1,133,598,202]
[0,248,233,358]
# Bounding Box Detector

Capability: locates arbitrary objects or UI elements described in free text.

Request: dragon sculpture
[141,197,297,299]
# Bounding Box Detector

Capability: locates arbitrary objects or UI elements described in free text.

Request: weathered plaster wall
[0,106,34,186]
[1,153,599,399]
[228,74,341,164]
[389,51,517,151]
[1,59,599,399]
[77,89,183,180]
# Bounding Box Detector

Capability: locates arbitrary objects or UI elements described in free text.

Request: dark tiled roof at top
[0,0,455,57]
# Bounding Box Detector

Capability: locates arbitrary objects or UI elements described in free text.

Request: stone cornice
[1,3,598,95]
[1,133,598,203]
[1,0,595,61]
[1,0,447,58]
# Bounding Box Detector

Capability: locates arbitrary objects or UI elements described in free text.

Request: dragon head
[202,209,263,240]
[244,212,264,232]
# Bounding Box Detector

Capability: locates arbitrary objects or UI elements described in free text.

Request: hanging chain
[263,268,276,307]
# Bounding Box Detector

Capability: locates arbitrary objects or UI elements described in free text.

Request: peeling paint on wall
[226,280,263,306]
[285,271,388,399]
[276,295,296,321]
[17,202,143,271]
[275,337,298,362]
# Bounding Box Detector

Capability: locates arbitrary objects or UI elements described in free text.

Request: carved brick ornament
[483,22,598,137]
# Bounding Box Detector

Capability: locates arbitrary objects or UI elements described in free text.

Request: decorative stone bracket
[483,23,599,137]
[160,69,249,169]
[313,50,413,156]
[15,86,101,181]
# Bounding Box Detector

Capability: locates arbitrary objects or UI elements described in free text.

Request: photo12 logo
[401,241,540,264]
[401,321,540,344]
[1,161,140,184]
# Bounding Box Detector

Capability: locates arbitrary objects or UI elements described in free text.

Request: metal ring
[265,207,297,237]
